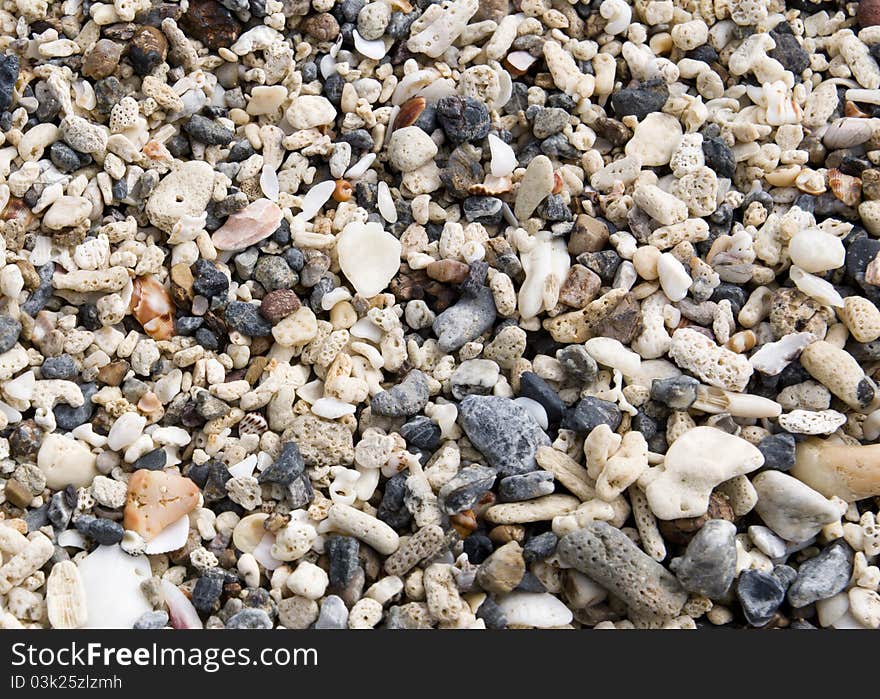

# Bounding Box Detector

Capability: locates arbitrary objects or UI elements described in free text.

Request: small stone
[302,12,340,41]
[514,155,554,220]
[225,301,273,336]
[0,315,22,353]
[736,569,786,627]
[54,383,96,431]
[788,541,853,607]
[476,541,525,595]
[670,519,736,598]
[81,39,122,79]
[752,470,843,542]
[286,95,337,130]
[650,375,699,409]
[387,126,438,172]
[611,79,669,120]
[133,610,169,629]
[522,532,557,563]
[97,361,128,386]
[129,26,167,75]
[180,0,242,49]
[258,442,305,486]
[192,569,225,613]
[757,433,797,471]
[399,416,441,451]
[327,535,360,587]
[41,355,77,380]
[556,345,598,382]
[74,515,124,545]
[532,107,569,138]
[438,465,497,514]
[192,259,229,299]
[3,478,32,508]
[0,54,19,112]
[336,220,402,298]
[278,596,319,629]
[184,114,235,146]
[498,471,555,501]
[37,433,98,490]
[518,372,565,424]
[132,448,167,472]
[371,370,430,417]
[259,289,301,324]
[436,95,491,144]
[561,397,622,433]
[432,286,497,352]
[314,595,349,629]
[226,608,273,629]
[458,395,550,477]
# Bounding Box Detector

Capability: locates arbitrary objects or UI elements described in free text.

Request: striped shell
[238,413,268,436]
[828,169,861,208]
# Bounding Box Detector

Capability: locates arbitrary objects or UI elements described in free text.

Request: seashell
[46,560,87,629]
[332,179,353,202]
[211,198,283,251]
[144,513,190,554]
[137,391,163,419]
[234,514,270,554]
[725,329,756,353]
[130,274,175,340]
[295,180,336,222]
[161,578,203,629]
[377,181,397,223]
[124,470,200,541]
[353,30,387,60]
[828,168,862,207]
[468,175,513,196]
[238,413,268,436]
[505,51,538,77]
[488,133,516,177]
[253,532,283,570]
[845,100,872,118]
[78,545,152,628]
[391,96,426,132]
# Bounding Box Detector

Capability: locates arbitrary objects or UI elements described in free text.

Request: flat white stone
[336,221,401,298]
[37,433,98,490]
[312,397,357,419]
[788,227,845,273]
[107,412,147,451]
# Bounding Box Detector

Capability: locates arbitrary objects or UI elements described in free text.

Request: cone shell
[130,274,175,340]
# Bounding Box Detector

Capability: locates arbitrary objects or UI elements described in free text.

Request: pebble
[650,375,699,409]
[518,372,565,424]
[496,592,572,628]
[752,470,843,543]
[670,520,737,598]
[0,315,22,353]
[561,397,622,434]
[476,541,525,594]
[458,396,550,477]
[371,370,429,417]
[757,433,797,472]
[432,286,497,353]
[514,155,554,220]
[437,96,491,144]
[37,434,98,490]
[225,301,273,336]
[788,541,853,608]
[336,221,402,298]
[498,471,555,501]
[226,608,273,629]
[438,465,497,514]
[736,570,786,627]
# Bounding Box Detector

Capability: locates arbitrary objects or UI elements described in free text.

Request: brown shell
[332,179,353,202]
[130,274,175,340]
[392,96,426,131]
[828,168,862,208]
[468,175,512,196]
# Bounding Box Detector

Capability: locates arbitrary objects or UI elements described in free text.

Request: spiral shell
[130,274,174,340]
[828,168,862,208]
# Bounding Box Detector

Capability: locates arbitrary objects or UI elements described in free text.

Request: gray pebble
[370,370,429,417]
[788,540,853,608]
[41,354,77,379]
[225,300,273,337]
[133,610,169,629]
[558,521,688,617]
[438,465,497,514]
[561,397,622,433]
[650,375,700,409]
[314,595,349,629]
[432,286,497,353]
[556,345,598,382]
[0,314,22,353]
[254,255,296,291]
[498,471,555,502]
[670,519,736,599]
[458,395,550,477]
[225,608,273,629]
[736,569,786,626]
[54,382,96,431]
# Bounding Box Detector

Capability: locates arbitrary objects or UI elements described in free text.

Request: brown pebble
[98,361,128,386]
[300,12,340,41]
[488,524,525,544]
[244,356,269,385]
[170,263,195,308]
[3,478,33,509]
[260,289,302,324]
[129,25,168,75]
[859,0,880,27]
[658,492,735,545]
[426,259,470,284]
[124,469,201,541]
[569,214,610,255]
[179,0,242,49]
[9,420,42,461]
[450,509,477,538]
[558,264,601,308]
[592,292,643,344]
[862,169,880,201]
[81,39,122,79]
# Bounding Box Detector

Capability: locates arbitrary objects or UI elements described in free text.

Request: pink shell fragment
[211,198,283,251]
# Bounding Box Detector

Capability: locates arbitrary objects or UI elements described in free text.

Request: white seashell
[790,265,844,307]
[377,181,397,223]
[488,133,517,177]
[30,236,53,266]
[297,379,325,404]
[78,545,152,628]
[253,532,283,570]
[229,454,258,479]
[350,317,383,343]
[345,153,377,179]
[4,370,35,401]
[260,164,280,202]
[47,560,88,629]
[312,397,357,419]
[320,53,338,79]
[295,180,336,222]
[57,529,88,548]
[161,579,203,629]
[336,220,402,298]
[506,51,537,72]
[392,69,439,105]
[0,400,22,424]
[749,331,815,375]
[517,231,569,319]
[143,514,191,555]
[353,30,388,60]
